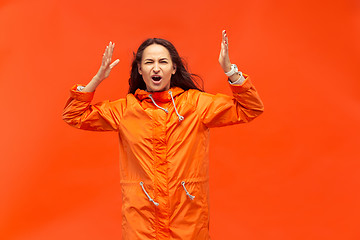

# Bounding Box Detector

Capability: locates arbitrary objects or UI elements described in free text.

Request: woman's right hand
[94,41,120,82]
[80,42,120,92]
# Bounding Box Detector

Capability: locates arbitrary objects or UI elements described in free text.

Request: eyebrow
[144,57,169,61]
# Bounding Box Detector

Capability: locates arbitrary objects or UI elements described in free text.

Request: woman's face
[138,44,176,92]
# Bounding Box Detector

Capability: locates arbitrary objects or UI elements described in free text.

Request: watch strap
[225,64,238,77]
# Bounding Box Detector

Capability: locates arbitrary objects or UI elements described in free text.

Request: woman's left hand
[218,30,232,73]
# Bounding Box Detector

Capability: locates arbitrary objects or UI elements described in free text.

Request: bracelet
[228,73,245,85]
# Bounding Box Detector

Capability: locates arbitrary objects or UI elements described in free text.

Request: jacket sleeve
[62,84,125,131]
[193,74,264,128]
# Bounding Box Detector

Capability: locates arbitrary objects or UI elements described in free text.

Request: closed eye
[159,58,169,63]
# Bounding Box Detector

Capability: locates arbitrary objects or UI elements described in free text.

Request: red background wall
[1,0,359,239]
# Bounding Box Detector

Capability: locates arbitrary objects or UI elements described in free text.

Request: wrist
[228,72,242,83]
[92,75,103,82]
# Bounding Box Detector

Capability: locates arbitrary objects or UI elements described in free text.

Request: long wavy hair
[128,38,203,94]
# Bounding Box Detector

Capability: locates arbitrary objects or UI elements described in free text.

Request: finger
[109,41,114,61]
[223,30,228,46]
[106,43,112,64]
[220,31,227,52]
[106,45,110,57]
[107,42,111,63]
[110,41,115,59]
[102,46,107,65]
[221,31,225,48]
[221,37,227,51]
[107,43,110,57]
[220,40,225,51]
[109,59,120,69]
[102,46,109,65]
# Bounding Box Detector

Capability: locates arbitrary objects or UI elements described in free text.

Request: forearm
[230,76,264,121]
[81,76,103,92]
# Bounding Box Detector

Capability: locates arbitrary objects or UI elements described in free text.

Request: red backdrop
[1,0,359,239]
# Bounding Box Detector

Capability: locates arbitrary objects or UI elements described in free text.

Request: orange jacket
[63,75,264,240]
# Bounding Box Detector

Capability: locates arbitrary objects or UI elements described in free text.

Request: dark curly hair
[128,38,203,94]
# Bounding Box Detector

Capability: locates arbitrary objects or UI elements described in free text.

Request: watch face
[233,64,238,72]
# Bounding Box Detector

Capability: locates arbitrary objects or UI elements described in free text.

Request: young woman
[63,30,264,240]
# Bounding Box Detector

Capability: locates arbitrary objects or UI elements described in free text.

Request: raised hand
[81,42,120,92]
[218,30,232,73]
[94,41,120,82]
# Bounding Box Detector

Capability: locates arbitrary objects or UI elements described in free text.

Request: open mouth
[151,76,162,83]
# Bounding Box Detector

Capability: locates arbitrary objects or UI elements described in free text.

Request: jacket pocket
[169,178,210,238]
[120,181,157,240]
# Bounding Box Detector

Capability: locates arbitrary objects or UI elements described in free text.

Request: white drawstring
[140,181,159,206]
[168,91,184,122]
[148,92,184,122]
[148,94,168,113]
[181,181,195,200]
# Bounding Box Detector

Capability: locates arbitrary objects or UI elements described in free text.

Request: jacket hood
[134,87,184,103]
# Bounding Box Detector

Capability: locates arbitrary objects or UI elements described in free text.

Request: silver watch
[225,64,241,77]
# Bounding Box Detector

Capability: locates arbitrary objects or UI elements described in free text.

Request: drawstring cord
[181,181,195,200]
[140,181,195,205]
[149,94,168,113]
[168,91,184,122]
[148,92,184,122]
[140,182,159,206]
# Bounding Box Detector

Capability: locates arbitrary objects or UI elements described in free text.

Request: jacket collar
[134,87,184,103]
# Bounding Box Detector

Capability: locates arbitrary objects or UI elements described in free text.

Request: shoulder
[123,93,142,108]
[184,88,206,98]
[185,88,215,101]
[180,89,213,108]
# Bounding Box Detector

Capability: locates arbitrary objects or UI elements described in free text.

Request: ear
[137,63,142,75]
[172,64,177,75]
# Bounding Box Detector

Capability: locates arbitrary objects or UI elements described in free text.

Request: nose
[153,63,160,73]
